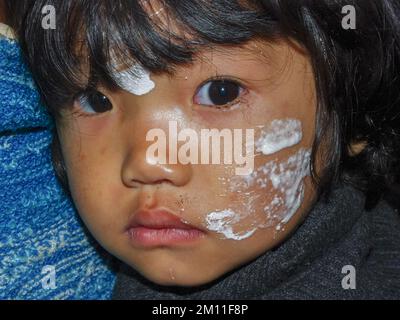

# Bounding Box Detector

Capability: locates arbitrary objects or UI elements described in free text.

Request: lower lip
[127,226,205,247]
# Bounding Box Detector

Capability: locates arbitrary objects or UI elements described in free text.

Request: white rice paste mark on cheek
[262,148,311,228]
[168,267,176,281]
[239,148,311,229]
[205,171,266,240]
[205,209,257,240]
[112,63,155,96]
[216,176,231,197]
[205,119,308,240]
[255,119,303,155]
[224,148,311,236]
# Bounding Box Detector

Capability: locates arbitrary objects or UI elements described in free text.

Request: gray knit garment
[113,184,400,299]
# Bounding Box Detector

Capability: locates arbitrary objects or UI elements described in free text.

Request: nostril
[129,179,143,188]
[122,150,192,188]
[153,179,173,185]
[130,178,172,188]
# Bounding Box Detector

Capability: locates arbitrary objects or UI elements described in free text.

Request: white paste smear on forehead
[112,63,155,96]
[205,209,257,240]
[256,119,303,155]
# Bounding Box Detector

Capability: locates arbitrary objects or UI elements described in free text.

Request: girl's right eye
[74,90,113,116]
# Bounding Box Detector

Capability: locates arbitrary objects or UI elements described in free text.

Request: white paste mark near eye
[205,209,257,240]
[255,119,303,155]
[112,63,155,96]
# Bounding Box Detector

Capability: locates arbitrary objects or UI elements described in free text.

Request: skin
[56,39,318,286]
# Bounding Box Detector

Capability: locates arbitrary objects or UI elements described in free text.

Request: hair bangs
[21,0,277,117]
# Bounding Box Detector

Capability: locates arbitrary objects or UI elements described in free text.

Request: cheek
[203,149,311,243]
[201,118,313,241]
[57,127,122,233]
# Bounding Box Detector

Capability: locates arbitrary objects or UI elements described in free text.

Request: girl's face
[57,39,317,286]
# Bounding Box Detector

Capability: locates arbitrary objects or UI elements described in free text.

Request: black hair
[3,0,33,31]
[8,0,400,210]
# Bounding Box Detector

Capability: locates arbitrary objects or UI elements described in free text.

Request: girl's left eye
[194,79,245,108]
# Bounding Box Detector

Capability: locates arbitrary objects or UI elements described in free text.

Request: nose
[121,137,193,188]
[120,79,193,188]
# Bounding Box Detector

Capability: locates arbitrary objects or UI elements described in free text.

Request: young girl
[16,0,400,299]
[0,1,115,299]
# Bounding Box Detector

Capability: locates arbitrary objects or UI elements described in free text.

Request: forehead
[66,0,302,91]
[186,39,308,80]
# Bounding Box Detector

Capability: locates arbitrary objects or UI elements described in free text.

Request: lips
[126,208,205,247]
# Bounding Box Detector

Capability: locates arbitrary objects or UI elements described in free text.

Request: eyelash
[71,76,248,118]
[71,89,110,119]
[71,106,93,119]
[195,75,248,110]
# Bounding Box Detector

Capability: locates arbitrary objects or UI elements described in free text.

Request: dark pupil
[88,91,112,113]
[209,81,240,105]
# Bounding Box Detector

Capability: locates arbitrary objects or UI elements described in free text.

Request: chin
[137,265,222,288]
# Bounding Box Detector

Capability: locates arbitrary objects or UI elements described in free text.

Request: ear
[348,141,367,156]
